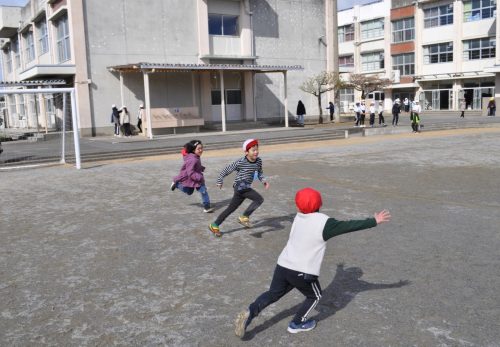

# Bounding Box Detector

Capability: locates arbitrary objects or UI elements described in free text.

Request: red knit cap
[295,188,322,214]
[243,139,259,152]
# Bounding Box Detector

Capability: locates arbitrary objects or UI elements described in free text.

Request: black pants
[114,123,120,135]
[379,112,385,124]
[329,111,334,121]
[360,113,365,125]
[392,113,399,126]
[411,123,419,132]
[137,119,142,132]
[214,187,263,226]
[369,113,375,126]
[123,123,131,136]
[355,112,361,126]
[249,264,322,325]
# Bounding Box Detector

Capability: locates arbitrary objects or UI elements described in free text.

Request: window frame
[36,19,49,55]
[4,47,12,73]
[55,14,71,63]
[208,14,239,36]
[361,51,385,71]
[339,55,354,68]
[463,37,496,60]
[23,30,35,63]
[463,0,497,22]
[360,18,385,40]
[392,52,415,76]
[423,4,454,28]
[423,42,453,64]
[338,24,355,43]
[12,37,20,69]
[392,17,415,43]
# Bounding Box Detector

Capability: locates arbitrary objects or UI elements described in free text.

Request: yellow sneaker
[238,216,252,228]
[208,223,222,237]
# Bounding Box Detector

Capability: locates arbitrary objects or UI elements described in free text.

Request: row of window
[3,14,70,73]
[338,0,496,43]
[339,37,495,74]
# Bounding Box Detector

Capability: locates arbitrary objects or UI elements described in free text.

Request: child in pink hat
[208,139,269,237]
[234,187,391,338]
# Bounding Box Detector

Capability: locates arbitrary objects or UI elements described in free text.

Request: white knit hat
[242,139,258,152]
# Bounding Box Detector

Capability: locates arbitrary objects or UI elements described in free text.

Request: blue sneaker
[234,309,254,338]
[287,319,317,334]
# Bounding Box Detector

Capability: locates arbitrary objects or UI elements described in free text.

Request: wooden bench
[148,107,204,134]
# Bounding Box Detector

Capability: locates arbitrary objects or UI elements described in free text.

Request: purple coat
[173,153,205,188]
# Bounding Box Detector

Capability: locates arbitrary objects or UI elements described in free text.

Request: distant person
[137,104,144,133]
[487,97,496,116]
[327,102,335,122]
[121,106,131,137]
[234,187,392,338]
[392,99,401,126]
[459,100,466,118]
[111,104,122,137]
[296,100,306,127]
[369,101,376,127]
[403,98,410,113]
[354,102,361,126]
[378,101,386,126]
[360,101,366,127]
[410,100,421,133]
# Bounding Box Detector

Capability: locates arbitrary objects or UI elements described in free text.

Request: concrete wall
[252,0,327,119]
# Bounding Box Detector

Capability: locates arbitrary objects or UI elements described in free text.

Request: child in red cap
[208,139,269,237]
[234,187,391,338]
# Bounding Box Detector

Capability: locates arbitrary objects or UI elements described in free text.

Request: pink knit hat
[295,188,322,214]
[242,139,258,152]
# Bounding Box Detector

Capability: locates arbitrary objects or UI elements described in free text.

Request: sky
[0,0,28,6]
[338,0,380,11]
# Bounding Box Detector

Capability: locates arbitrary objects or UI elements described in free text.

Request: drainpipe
[244,0,257,122]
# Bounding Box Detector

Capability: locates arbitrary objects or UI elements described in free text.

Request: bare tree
[347,73,392,100]
[300,71,346,124]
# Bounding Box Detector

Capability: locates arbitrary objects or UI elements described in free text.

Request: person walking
[459,99,466,118]
[369,101,376,127]
[354,102,361,126]
[208,139,269,237]
[392,99,401,126]
[327,102,335,122]
[410,100,422,133]
[487,97,496,116]
[403,98,410,114]
[111,104,122,137]
[296,100,306,127]
[121,106,131,137]
[234,187,392,338]
[137,104,144,133]
[378,101,386,126]
[360,101,366,127]
[170,140,214,213]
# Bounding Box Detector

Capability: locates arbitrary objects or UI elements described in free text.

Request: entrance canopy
[107,62,303,137]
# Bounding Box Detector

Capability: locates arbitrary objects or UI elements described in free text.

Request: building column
[220,70,226,132]
[283,71,288,128]
[143,71,153,139]
[120,72,125,107]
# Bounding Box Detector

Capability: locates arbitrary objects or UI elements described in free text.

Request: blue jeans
[176,182,210,208]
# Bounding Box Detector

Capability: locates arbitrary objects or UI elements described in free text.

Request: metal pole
[284,71,289,128]
[220,70,226,132]
[34,94,40,134]
[144,71,153,139]
[70,90,81,169]
[61,93,66,164]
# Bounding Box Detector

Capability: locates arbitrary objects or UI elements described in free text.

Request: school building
[337,0,499,114]
[0,0,499,137]
[0,0,333,136]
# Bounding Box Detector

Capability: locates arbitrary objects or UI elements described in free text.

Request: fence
[0,88,81,169]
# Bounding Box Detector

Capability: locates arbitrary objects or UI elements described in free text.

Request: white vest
[277,212,329,276]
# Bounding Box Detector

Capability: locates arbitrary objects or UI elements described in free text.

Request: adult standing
[392,99,401,126]
[327,102,335,122]
[121,106,131,137]
[487,97,496,116]
[354,102,361,126]
[111,104,122,137]
[296,100,306,127]
[459,99,466,118]
[360,101,366,127]
[137,104,144,133]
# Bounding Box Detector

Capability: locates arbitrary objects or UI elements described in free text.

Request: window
[463,0,496,22]
[339,88,355,103]
[55,15,71,62]
[361,18,384,40]
[361,51,384,71]
[23,30,35,63]
[367,91,385,100]
[463,37,496,60]
[392,17,414,43]
[392,53,415,76]
[36,19,48,55]
[423,42,453,63]
[208,14,238,36]
[211,89,242,105]
[338,24,354,42]
[339,55,354,67]
[424,4,453,28]
[12,37,20,69]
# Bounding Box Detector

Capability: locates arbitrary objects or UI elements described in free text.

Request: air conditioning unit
[392,70,400,84]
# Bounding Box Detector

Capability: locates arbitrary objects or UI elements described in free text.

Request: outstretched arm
[374,210,391,224]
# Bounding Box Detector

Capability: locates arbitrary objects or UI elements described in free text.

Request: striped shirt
[216,156,265,189]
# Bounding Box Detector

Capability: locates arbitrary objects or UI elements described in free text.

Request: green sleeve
[322,217,377,241]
